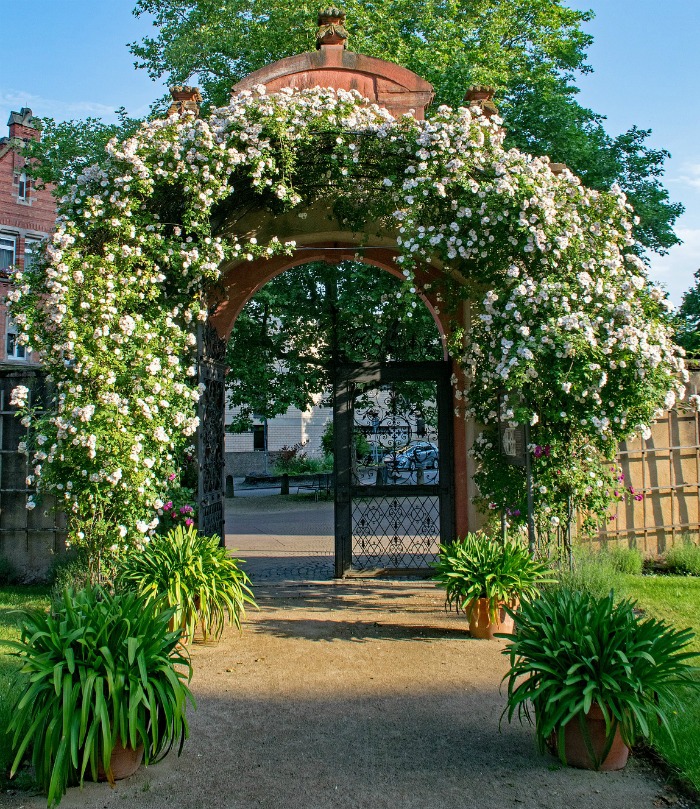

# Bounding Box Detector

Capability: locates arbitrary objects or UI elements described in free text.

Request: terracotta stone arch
[203,16,478,547]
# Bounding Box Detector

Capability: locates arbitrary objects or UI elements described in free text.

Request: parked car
[383,441,438,470]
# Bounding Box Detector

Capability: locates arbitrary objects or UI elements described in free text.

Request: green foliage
[7,586,193,806]
[22,110,142,197]
[130,0,681,257]
[320,420,370,462]
[552,546,623,600]
[116,525,256,642]
[501,588,700,769]
[606,545,644,576]
[272,444,331,475]
[676,269,700,354]
[666,541,700,577]
[0,586,51,791]
[226,261,442,424]
[620,575,700,790]
[432,532,554,621]
[47,552,91,602]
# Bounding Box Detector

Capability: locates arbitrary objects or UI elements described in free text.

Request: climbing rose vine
[8,85,683,562]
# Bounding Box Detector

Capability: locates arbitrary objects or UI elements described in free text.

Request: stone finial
[549,162,568,176]
[464,85,498,119]
[167,86,203,117]
[316,6,348,49]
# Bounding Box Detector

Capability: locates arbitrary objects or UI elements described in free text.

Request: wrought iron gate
[333,361,455,576]
[197,323,227,542]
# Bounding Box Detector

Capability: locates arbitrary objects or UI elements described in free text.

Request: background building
[0,109,62,579]
[0,107,55,366]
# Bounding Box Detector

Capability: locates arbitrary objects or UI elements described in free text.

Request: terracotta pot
[97,742,144,783]
[552,704,630,771]
[467,597,516,639]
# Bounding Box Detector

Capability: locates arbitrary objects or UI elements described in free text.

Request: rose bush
[7,85,683,569]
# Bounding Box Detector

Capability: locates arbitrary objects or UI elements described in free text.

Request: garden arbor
[9,9,682,576]
[199,14,475,569]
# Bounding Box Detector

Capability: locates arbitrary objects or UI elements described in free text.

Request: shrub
[47,551,90,601]
[552,546,623,600]
[116,525,256,643]
[606,545,644,575]
[502,588,700,769]
[665,541,700,576]
[7,586,193,806]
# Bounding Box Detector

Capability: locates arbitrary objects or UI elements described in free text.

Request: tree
[130,0,682,255]
[675,269,700,356]
[22,110,142,194]
[226,261,443,430]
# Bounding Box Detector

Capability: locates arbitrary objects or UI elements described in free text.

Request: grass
[620,574,700,794]
[0,585,50,790]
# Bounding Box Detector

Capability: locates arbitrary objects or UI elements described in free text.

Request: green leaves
[8,586,193,807]
[116,524,257,643]
[501,588,700,767]
[432,532,554,621]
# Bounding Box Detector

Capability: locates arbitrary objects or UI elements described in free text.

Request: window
[17,171,28,201]
[0,236,15,272]
[252,424,265,451]
[24,240,38,270]
[6,318,27,361]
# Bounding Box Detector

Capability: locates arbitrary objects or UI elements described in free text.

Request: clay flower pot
[97,742,144,784]
[551,704,629,771]
[467,597,516,639]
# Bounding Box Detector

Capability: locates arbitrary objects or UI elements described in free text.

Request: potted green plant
[431,532,553,638]
[8,586,194,807]
[116,524,256,643]
[501,588,700,770]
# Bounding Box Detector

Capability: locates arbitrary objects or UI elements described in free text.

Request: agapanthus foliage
[8,85,683,566]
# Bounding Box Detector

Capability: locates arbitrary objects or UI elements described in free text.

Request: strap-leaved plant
[501,588,700,769]
[8,586,194,807]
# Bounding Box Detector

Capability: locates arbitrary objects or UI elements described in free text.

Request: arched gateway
[196,9,478,574]
[14,9,676,578]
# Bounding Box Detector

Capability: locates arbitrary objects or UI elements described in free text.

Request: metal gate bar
[333,361,454,576]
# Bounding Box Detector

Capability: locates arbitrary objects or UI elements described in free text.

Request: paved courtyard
[224,488,335,582]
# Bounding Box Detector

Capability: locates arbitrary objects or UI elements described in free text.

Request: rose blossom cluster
[6,85,683,550]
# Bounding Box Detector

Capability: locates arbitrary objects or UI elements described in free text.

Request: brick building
[0,107,56,365]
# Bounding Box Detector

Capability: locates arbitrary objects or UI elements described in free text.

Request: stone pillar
[167,86,203,117]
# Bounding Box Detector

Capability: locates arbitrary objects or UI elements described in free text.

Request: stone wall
[0,369,66,580]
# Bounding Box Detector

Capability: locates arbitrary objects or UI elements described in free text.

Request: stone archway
[196,11,479,570]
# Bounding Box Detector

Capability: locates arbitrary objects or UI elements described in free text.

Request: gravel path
[2,581,693,809]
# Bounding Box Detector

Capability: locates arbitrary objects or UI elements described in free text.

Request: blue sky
[1,0,698,304]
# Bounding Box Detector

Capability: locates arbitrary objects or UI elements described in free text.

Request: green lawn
[620,574,700,793]
[0,586,50,789]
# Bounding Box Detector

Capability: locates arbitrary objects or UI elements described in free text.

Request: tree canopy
[226,261,443,430]
[131,0,682,255]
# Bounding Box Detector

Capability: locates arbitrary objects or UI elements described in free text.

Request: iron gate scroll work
[197,323,227,542]
[334,361,455,576]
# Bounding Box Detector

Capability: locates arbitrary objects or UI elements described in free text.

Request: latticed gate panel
[352,495,441,569]
[197,324,227,542]
[334,361,454,576]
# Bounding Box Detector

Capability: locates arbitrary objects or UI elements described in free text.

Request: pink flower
[184,517,194,526]
[164,501,173,511]
[168,473,176,482]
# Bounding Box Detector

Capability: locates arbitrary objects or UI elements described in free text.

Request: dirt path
[2,582,692,809]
